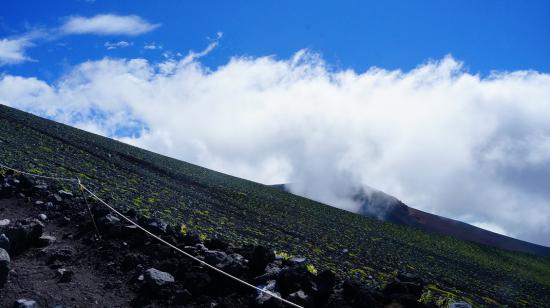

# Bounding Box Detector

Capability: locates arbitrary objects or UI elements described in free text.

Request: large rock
[17,175,35,190]
[13,299,39,308]
[315,270,336,299]
[204,250,227,265]
[97,214,121,237]
[57,190,73,199]
[56,268,74,283]
[0,234,9,251]
[0,219,10,228]
[256,280,284,307]
[243,245,275,275]
[277,267,314,297]
[4,219,44,254]
[147,218,168,233]
[143,268,174,288]
[288,290,310,306]
[216,253,247,275]
[41,246,75,265]
[0,248,10,287]
[37,235,56,247]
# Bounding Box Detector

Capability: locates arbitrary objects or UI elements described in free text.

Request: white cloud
[1,51,550,247]
[104,40,132,50]
[144,43,162,50]
[0,36,33,66]
[0,14,157,67]
[61,14,160,36]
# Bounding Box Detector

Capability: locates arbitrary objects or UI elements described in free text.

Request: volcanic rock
[0,248,10,287]
[143,268,174,288]
[13,299,38,308]
[0,234,9,251]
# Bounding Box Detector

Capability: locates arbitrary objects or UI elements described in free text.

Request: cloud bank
[61,14,160,36]
[1,51,550,246]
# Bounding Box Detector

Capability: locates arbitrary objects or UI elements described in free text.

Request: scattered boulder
[17,175,34,190]
[58,216,70,227]
[288,290,310,306]
[34,184,48,191]
[288,257,306,266]
[4,219,44,254]
[143,268,174,288]
[182,271,211,295]
[241,245,274,275]
[13,299,38,308]
[56,268,74,283]
[277,266,313,297]
[174,289,192,305]
[104,214,120,224]
[205,238,229,251]
[41,246,75,264]
[204,250,228,265]
[315,270,336,298]
[51,194,63,203]
[350,288,380,308]
[255,262,283,284]
[0,248,10,287]
[0,219,11,227]
[449,301,472,308]
[216,253,247,275]
[148,218,168,233]
[256,280,283,307]
[38,214,47,222]
[0,234,9,251]
[42,202,55,211]
[37,235,56,247]
[57,190,73,198]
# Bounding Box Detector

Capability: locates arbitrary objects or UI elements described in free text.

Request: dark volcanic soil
[0,198,134,307]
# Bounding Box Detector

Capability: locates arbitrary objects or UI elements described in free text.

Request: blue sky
[2,1,550,246]
[2,0,550,81]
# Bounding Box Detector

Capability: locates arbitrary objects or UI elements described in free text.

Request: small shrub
[276,251,291,261]
[180,224,188,237]
[306,264,318,275]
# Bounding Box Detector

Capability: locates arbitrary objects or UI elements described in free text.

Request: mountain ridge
[272,184,550,257]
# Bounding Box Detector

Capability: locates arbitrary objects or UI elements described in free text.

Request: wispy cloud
[0,14,159,67]
[2,51,550,247]
[144,43,162,50]
[181,32,222,65]
[60,14,160,36]
[104,40,132,50]
[0,31,45,66]
[0,37,32,66]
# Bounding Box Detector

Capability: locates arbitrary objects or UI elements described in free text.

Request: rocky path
[0,197,135,307]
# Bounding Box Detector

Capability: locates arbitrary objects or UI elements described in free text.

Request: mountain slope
[1,104,550,307]
[273,184,550,257]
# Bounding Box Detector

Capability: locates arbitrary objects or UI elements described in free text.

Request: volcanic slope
[0,104,549,307]
[273,184,550,258]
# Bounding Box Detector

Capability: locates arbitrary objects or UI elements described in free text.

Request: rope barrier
[0,161,303,308]
[0,162,78,182]
[78,179,102,240]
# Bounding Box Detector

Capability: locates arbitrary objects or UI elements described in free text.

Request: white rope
[0,162,303,308]
[79,184,303,308]
[0,162,78,182]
